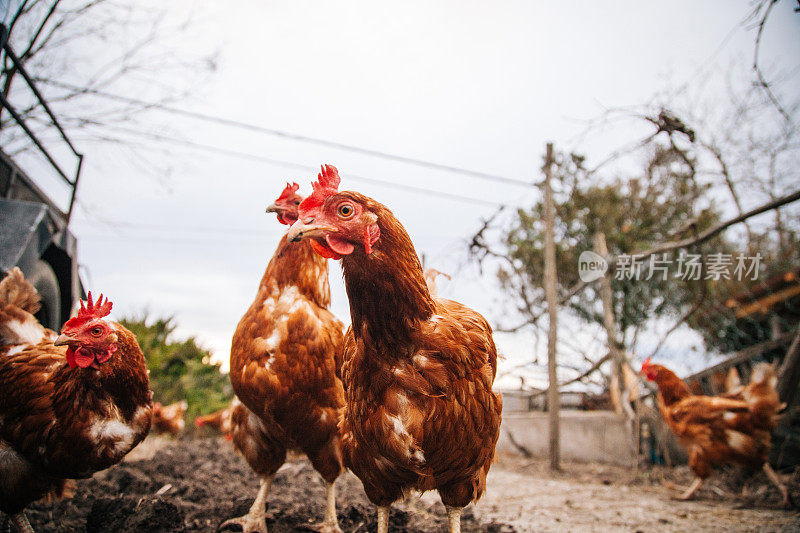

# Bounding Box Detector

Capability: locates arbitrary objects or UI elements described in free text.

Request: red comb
[640,357,652,371]
[63,291,113,330]
[299,164,341,215]
[276,182,299,202]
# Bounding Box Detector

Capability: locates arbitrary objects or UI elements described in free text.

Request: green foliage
[499,145,725,346]
[120,315,233,427]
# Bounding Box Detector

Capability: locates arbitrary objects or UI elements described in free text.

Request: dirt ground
[25,436,800,532]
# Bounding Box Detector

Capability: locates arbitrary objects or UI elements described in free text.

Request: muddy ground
[26,436,800,532]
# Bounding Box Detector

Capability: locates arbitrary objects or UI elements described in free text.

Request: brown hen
[642,358,791,506]
[0,269,152,532]
[287,165,502,533]
[225,183,345,533]
[151,400,188,437]
[195,401,236,437]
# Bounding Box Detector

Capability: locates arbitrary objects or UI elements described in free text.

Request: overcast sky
[7,1,799,386]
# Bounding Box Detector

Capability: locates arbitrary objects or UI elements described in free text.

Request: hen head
[640,357,660,381]
[54,292,118,369]
[287,164,380,259]
[266,182,303,225]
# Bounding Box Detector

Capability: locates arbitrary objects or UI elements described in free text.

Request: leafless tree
[1,0,216,155]
[468,11,799,391]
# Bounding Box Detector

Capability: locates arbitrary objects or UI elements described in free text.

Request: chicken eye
[90,326,103,337]
[337,203,354,218]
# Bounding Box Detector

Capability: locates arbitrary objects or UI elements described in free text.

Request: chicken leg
[220,475,273,533]
[445,506,461,533]
[376,506,390,533]
[309,481,341,533]
[762,463,793,508]
[673,477,703,500]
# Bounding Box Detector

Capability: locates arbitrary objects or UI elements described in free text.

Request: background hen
[151,400,189,437]
[0,268,152,532]
[287,165,503,533]
[642,357,792,506]
[195,401,236,438]
[225,183,345,533]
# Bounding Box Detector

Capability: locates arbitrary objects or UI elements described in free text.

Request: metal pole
[0,22,83,228]
[65,153,83,227]
[0,24,8,57]
[0,24,8,126]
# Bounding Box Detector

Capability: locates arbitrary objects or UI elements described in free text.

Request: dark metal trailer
[0,22,84,330]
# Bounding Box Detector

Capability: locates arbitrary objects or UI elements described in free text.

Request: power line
[81,121,505,208]
[81,219,271,236]
[39,79,531,188]
[78,232,270,244]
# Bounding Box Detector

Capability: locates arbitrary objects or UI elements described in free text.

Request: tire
[27,260,62,331]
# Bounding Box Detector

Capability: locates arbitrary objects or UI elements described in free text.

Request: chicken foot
[762,463,793,508]
[673,477,703,500]
[307,481,342,533]
[219,475,273,533]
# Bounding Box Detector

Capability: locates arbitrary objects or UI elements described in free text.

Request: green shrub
[120,314,232,431]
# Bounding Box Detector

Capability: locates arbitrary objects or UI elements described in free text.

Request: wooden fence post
[594,231,626,414]
[543,142,560,471]
[777,329,800,408]
[594,231,641,465]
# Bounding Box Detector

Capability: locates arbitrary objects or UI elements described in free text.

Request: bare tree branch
[1,0,215,158]
[527,353,612,398]
[506,188,800,336]
[624,188,800,260]
[750,0,793,126]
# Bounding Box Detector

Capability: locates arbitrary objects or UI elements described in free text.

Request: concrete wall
[497,410,636,466]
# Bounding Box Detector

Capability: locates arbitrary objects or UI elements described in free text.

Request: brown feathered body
[228,235,345,483]
[648,362,782,479]
[0,269,152,515]
[337,194,503,507]
[151,400,188,437]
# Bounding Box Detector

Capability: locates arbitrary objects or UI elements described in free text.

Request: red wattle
[66,347,76,368]
[65,344,117,368]
[69,347,95,368]
[277,213,297,226]
[95,344,117,364]
[310,239,342,259]
[325,235,354,256]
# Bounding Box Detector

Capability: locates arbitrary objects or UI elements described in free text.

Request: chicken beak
[53,334,76,346]
[286,219,334,243]
[265,203,279,213]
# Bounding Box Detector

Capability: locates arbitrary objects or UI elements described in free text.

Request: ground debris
[27,437,511,532]
[23,439,800,532]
